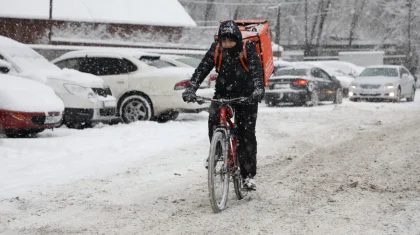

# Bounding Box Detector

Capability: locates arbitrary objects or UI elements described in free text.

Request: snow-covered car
[349,65,416,102]
[265,65,343,106]
[52,50,214,123]
[309,60,365,78]
[0,36,118,128]
[0,74,64,137]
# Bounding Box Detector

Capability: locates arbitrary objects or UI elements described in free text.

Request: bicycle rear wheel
[208,130,230,213]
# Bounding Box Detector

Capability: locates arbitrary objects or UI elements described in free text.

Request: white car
[0,36,118,128]
[349,65,416,102]
[52,50,214,123]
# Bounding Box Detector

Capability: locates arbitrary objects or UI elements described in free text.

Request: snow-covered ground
[1,97,420,235]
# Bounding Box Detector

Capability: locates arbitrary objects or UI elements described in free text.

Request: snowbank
[0,74,64,112]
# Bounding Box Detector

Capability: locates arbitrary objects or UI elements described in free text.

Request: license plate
[104,100,117,108]
[274,84,289,89]
[45,116,62,124]
[363,90,377,94]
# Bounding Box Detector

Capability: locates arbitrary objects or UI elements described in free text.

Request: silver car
[349,65,416,102]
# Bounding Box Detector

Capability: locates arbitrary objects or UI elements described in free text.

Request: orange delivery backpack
[214,20,275,86]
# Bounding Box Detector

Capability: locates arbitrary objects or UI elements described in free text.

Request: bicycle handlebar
[194,96,251,104]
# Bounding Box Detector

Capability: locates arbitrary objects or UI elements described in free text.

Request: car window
[400,68,410,77]
[274,68,307,76]
[319,69,331,81]
[175,58,201,68]
[79,57,133,76]
[359,68,399,77]
[55,58,82,70]
[311,69,323,78]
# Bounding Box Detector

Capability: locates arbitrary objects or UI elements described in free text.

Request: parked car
[292,61,355,97]
[0,74,64,137]
[264,65,343,106]
[0,36,118,128]
[51,49,214,123]
[349,65,416,102]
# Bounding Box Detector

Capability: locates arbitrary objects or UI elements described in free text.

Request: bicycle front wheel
[208,130,230,213]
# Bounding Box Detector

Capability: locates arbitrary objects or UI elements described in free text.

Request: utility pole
[305,0,308,46]
[407,0,413,58]
[49,0,53,44]
[276,5,281,59]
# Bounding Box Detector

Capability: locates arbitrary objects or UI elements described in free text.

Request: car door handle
[117,81,125,84]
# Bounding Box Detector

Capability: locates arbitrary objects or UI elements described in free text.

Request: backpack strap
[214,43,223,72]
[239,41,250,73]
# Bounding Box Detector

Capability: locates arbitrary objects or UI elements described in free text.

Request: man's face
[221,39,236,49]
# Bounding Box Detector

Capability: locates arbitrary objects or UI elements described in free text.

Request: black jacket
[186,20,265,99]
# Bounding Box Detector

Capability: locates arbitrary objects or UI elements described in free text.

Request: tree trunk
[233,6,240,20]
[315,0,332,49]
[349,0,366,46]
[309,1,322,45]
[204,0,215,27]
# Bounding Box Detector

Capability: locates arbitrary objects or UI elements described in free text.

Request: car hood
[355,76,399,84]
[17,68,105,88]
[0,74,64,112]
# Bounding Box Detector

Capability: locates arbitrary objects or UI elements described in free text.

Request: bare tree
[204,0,215,26]
[349,0,367,46]
[315,0,332,49]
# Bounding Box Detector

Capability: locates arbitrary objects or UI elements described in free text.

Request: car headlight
[64,84,97,102]
[384,83,394,89]
[350,84,357,89]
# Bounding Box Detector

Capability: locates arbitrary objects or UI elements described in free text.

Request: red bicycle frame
[219,106,239,174]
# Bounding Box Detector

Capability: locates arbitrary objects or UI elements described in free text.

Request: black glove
[250,88,264,103]
[182,89,197,103]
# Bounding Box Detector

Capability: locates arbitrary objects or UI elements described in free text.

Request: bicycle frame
[218,105,239,175]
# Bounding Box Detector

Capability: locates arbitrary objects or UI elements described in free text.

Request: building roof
[0,0,196,27]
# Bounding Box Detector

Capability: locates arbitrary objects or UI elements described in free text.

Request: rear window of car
[275,68,307,76]
[360,68,399,77]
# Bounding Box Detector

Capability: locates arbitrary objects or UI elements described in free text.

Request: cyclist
[182,20,264,190]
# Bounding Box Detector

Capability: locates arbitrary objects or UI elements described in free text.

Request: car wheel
[306,90,319,107]
[393,88,402,103]
[334,89,343,104]
[121,95,152,123]
[406,86,415,102]
[155,111,179,123]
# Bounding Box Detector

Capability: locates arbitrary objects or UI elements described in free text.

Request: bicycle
[194,96,253,213]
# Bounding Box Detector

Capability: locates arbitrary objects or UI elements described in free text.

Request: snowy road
[1,98,420,235]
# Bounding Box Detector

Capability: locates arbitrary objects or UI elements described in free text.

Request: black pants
[208,101,258,178]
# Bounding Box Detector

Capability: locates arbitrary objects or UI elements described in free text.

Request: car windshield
[274,68,307,76]
[360,68,399,77]
[175,58,201,68]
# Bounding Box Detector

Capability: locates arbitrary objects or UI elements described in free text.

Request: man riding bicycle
[182,20,264,190]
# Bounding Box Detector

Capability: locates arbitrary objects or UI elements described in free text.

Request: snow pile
[0,74,64,112]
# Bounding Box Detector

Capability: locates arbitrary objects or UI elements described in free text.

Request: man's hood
[218,20,243,42]
[218,20,243,52]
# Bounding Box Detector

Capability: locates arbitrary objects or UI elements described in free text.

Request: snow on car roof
[53,48,161,61]
[365,65,402,69]
[0,36,60,73]
[1,0,197,27]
